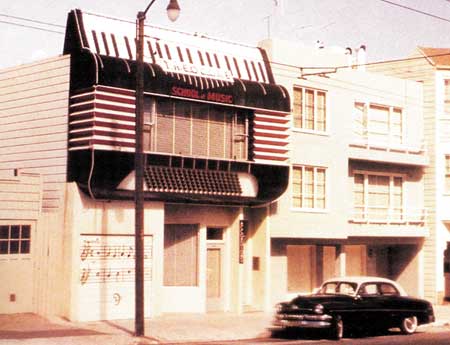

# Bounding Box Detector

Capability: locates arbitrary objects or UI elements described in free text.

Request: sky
[1,0,450,69]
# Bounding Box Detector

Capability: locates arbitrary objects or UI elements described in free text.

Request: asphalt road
[192,327,450,345]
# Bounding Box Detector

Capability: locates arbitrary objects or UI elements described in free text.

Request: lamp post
[135,0,180,337]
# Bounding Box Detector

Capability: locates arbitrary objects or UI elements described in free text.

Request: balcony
[350,205,426,225]
[349,134,428,166]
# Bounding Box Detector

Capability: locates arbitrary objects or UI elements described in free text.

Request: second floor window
[292,165,326,209]
[353,172,403,222]
[293,87,326,132]
[354,102,403,145]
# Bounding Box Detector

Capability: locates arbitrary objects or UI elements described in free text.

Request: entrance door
[206,244,224,311]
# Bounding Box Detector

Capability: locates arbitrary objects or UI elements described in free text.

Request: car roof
[321,276,408,296]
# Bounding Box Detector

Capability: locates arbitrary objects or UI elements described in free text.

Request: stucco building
[259,40,428,305]
[368,47,450,304]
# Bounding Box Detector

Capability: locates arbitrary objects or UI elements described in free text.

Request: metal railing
[350,206,427,224]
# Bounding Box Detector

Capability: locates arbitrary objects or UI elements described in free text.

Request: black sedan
[271,276,435,340]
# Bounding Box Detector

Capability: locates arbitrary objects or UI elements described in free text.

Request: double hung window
[293,87,326,132]
[353,172,403,222]
[292,165,326,209]
[353,102,403,145]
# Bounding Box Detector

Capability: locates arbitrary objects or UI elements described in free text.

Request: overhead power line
[0,13,65,28]
[378,0,450,23]
[0,20,64,34]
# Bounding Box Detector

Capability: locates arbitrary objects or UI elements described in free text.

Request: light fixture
[166,0,180,22]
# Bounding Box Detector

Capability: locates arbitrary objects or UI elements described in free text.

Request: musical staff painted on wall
[79,235,153,285]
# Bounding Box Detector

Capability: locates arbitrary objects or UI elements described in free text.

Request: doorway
[206,227,225,311]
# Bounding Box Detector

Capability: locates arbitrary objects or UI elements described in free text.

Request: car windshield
[317,281,358,296]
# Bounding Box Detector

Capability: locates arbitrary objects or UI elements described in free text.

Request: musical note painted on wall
[79,235,153,285]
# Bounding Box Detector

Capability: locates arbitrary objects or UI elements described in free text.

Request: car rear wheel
[400,316,418,335]
[330,315,343,340]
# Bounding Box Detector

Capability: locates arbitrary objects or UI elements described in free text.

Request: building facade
[0,9,291,320]
[368,47,450,304]
[259,39,429,306]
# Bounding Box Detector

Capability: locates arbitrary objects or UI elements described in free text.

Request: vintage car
[271,276,435,340]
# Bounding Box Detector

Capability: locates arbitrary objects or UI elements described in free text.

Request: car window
[318,282,338,294]
[359,283,378,296]
[318,282,357,295]
[380,283,399,296]
[337,282,357,295]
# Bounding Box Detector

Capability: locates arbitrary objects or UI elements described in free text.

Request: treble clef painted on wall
[80,241,94,261]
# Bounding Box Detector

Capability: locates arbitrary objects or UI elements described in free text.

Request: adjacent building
[259,39,428,305]
[368,47,450,304]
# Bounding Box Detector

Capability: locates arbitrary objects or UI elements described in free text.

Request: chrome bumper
[272,314,333,329]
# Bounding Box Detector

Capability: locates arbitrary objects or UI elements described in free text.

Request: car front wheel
[400,316,418,335]
[330,315,343,340]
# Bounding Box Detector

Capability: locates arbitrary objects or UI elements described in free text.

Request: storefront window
[144,98,248,160]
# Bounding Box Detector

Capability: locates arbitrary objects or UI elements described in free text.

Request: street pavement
[1,306,450,345]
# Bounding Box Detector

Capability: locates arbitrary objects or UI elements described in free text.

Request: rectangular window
[353,102,403,145]
[292,165,327,209]
[353,172,404,222]
[293,87,327,132]
[145,98,248,160]
[164,224,198,286]
[0,225,31,255]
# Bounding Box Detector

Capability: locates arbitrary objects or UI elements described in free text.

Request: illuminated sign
[160,59,234,82]
[171,86,233,104]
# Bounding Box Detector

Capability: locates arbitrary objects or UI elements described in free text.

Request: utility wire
[378,0,450,23]
[0,13,65,28]
[0,20,64,34]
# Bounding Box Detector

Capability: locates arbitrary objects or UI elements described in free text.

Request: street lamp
[135,0,180,337]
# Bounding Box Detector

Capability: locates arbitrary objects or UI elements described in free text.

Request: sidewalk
[1,306,449,345]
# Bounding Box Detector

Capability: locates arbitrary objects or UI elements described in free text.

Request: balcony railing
[350,133,426,155]
[350,206,427,224]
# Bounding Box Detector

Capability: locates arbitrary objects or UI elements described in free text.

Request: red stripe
[70,93,95,105]
[254,138,288,146]
[96,85,135,96]
[95,103,135,113]
[255,109,289,116]
[95,93,135,105]
[69,120,135,131]
[253,147,288,154]
[254,154,287,161]
[69,129,135,140]
[254,131,288,139]
[94,111,135,122]
[254,123,288,131]
[69,112,95,122]
[69,139,135,148]
[255,116,289,124]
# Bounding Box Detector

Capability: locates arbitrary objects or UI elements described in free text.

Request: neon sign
[171,86,233,104]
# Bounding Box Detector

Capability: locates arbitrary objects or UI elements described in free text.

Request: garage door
[78,234,153,321]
